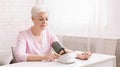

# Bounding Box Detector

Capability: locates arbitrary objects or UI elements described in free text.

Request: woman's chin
[41,27,47,30]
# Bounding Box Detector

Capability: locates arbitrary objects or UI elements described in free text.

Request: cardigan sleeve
[14,32,29,62]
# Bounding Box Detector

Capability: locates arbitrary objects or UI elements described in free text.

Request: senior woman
[14,5,92,62]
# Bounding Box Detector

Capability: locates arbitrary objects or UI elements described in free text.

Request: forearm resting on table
[64,48,92,60]
[27,55,45,61]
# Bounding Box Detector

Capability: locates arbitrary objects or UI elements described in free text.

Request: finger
[87,52,92,56]
[50,52,57,61]
[83,54,87,60]
[77,53,86,60]
[53,54,58,59]
[48,56,54,61]
[84,54,89,60]
[51,52,57,59]
[53,52,61,59]
[86,52,92,58]
[82,53,88,60]
[84,52,92,60]
[53,53,58,58]
[54,53,61,58]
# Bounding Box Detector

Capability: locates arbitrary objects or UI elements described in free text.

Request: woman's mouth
[41,25,46,27]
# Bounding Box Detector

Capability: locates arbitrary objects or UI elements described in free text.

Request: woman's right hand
[43,52,60,61]
[77,51,92,60]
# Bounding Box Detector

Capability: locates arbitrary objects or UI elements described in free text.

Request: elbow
[14,52,28,62]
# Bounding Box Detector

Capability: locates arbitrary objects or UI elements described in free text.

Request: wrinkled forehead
[37,12,48,18]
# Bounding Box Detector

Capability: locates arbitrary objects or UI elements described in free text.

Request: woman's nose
[42,19,47,24]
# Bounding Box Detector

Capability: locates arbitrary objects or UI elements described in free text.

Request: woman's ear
[31,16,34,20]
[31,16,36,24]
[31,16,36,22]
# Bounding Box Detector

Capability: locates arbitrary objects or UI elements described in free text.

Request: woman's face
[32,12,48,30]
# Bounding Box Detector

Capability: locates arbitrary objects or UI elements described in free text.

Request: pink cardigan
[14,27,58,62]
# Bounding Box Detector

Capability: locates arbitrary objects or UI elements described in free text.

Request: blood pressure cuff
[52,41,66,55]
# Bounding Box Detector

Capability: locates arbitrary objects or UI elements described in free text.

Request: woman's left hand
[44,51,60,61]
[76,52,92,60]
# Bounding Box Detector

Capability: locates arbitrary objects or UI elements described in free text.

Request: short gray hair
[31,5,48,17]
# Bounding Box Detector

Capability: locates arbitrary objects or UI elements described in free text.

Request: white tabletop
[0,53,115,67]
[75,53,115,67]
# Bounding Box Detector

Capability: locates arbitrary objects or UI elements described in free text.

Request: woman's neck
[31,26,42,36]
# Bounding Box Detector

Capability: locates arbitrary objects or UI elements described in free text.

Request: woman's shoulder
[18,27,31,36]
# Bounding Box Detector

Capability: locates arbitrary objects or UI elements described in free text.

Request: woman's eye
[38,19,43,21]
[46,18,48,21]
[38,18,48,21]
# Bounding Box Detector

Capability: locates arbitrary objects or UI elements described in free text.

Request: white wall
[103,0,120,39]
[49,0,120,39]
[0,0,35,47]
[50,0,91,37]
[0,0,120,48]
